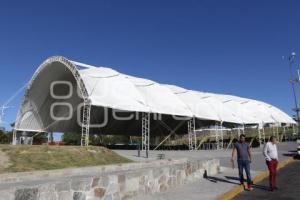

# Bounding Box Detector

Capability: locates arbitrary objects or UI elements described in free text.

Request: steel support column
[142,112,150,152]
[258,125,262,147]
[188,117,196,151]
[262,123,266,143]
[276,123,279,140]
[81,101,91,146]
[220,121,224,149]
[12,130,17,145]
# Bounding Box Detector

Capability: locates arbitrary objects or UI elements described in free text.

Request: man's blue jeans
[237,160,252,185]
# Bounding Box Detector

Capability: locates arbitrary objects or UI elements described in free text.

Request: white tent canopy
[14,56,296,136]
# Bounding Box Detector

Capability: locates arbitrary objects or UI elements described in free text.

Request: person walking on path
[263,136,279,191]
[231,134,253,191]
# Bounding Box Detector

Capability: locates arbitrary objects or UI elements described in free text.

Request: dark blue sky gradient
[1,0,300,131]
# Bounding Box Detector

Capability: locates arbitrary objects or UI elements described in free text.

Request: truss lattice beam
[188,117,196,151]
[81,101,91,146]
[142,113,150,151]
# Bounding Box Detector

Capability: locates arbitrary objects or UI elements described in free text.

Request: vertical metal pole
[237,125,241,138]
[258,124,262,147]
[293,124,296,134]
[276,123,279,141]
[288,52,300,137]
[262,123,266,143]
[12,129,17,145]
[220,121,224,149]
[215,122,219,150]
[81,101,91,146]
[142,112,150,156]
[47,132,50,144]
[193,117,197,150]
[188,117,196,151]
[281,126,286,140]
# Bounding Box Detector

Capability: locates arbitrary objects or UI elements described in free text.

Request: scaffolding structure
[81,102,91,146]
[141,113,150,151]
[188,117,196,150]
[13,57,92,146]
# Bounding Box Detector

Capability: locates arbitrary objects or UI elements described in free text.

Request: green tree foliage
[89,134,120,146]
[32,132,48,145]
[62,132,132,146]
[62,132,81,145]
[0,130,13,144]
[0,130,9,144]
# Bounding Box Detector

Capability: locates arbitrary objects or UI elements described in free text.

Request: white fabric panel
[274,108,295,124]
[74,64,297,125]
[242,100,275,123]
[164,84,295,124]
[262,102,294,124]
[196,92,241,123]
[125,76,193,116]
[79,68,150,113]
[214,94,258,124]
[165,85,219,120]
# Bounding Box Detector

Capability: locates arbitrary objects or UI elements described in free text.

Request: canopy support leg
[258,125,262,147]
[12,130,17,145]
[81,101,91,146]
[276,123,279,140]
[237,125,241,138]
[188,117,196,151]
[242,123,245,135]
[220,121,224,149]
[262,123,266,143]
[282,126,286,142]
[215,122,219,150]
[142,112,150,155]
[47,132,50,144]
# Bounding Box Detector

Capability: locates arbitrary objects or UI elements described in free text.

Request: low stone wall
[0,158,220,200]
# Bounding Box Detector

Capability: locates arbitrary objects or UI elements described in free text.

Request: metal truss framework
[81,101,91,146]
[219,121,224,150]
[153,119,186,151]
[188,117,196,151]
[142,112,150,151]
[214,122,224,150]
[262,125,266,143]
[258,126,262,147]
[13,57,91,146]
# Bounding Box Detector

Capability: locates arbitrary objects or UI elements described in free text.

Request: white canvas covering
[14,56,296,134]
[79,67,149,113]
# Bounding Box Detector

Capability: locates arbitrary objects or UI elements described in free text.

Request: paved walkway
[114,142,297,171]
[234,159,300,200]
[120,142,297,200]
[139,167,260,200]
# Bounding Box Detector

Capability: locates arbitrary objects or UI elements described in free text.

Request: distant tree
[62,132,81,145]
[32,132,48,145]
[91,135,130,146]
[0,130,9,144]
[63,133,132,146]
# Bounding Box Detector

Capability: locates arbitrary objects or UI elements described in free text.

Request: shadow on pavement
[205,176,240,185]
[203,171,240,185]
[252,184,270,191]
[205,174,270,191]
[282,151,300,160]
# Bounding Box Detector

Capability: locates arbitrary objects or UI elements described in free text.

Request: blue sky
[1,0,300,133]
